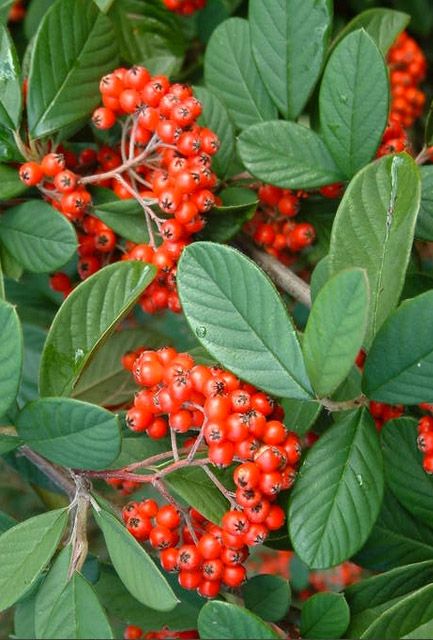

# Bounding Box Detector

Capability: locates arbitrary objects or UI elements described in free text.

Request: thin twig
[20,446,76,499]
[320,394,369,412]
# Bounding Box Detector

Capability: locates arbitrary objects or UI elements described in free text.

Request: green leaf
[194,86,235,178]
[18,323,47,405]
[0,1,13,24]
[0,243,22,282]
[17,398,121,470]
[0,508,68,612]
[415,166,433,241]
[242,575,290,622]
[94,508,178,612]
[0,201,77,273]
[237,121,343,189]
[72,327,166,406]
[204,18,277,130]
[177,242,313,399]
[328,153,421,347]
[93,0,115,12]
[198,601,279,639]
[109,0,185,77]
[355,490,433,571]
[320,30,389,178]
[109,436,169,469]
[27,0,118,138]
[0,298,23,416]
[35,545,72,638]
[0,164,27,198]
[0,509,17,533]
[39,261,156,397]
[0,432,22,454]
[0,25,22,130]
[200,187,257,243]
[14,593,37,640]
[310,255,331,302]
[281,397,321,437]
[289,409,384,569]
[345,560,433,638]
[381,417,433,528]
[330,8,410,55]
[23,0,53,40]
[5,272,60,327]
[92,187,152,245]
[425,100,433,148]
[363,290,433,403]
[43,572,114,639]
[166,466,229,525]
[300,592,350,639]
[249,0,332,119]
[303,268,369,397]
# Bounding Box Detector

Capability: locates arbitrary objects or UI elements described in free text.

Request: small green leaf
[329,8,410,55]
[204,18,277,130]
[242,575,290,622]
[0,509,68,612]
[43,572,114,639]
[0,432,22,454]
[237,121,343,189]
[92,187,152,245]
[35,545,72,638]
[281,397,321,437]
[18,323,47,405]
[303,268,369,397]
[198,601,279,639]
[27,0,119,138]
[94,508,178,612]
[381,417,433,528]
[328,153,421,347]
[289,409,384,569]
[0,25,22,130]
[93,0,115,11]
[0,298,23,416]
[166,466,229,525]
[346,560,433,638]
[200,187,257,243]
[249,0,332,119]
[17,398,121,470]
[39,261,156,397]
[320,30,389,178]
[194,86,235,178]
[0,164,27,198]
[363,290,433,403]
[177,242,313,399]
[0,201,77,273]
[415,166,433,240]
[300,592,350,639]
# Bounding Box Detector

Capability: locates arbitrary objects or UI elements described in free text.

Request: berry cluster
[19,66,219,312]
[124,626,198,640]
[244,184,316,266]
[388,31,426,130]
[369,401,404,431]
[417,412,433,474]
[162,0,206,14]
[121,347,301,596]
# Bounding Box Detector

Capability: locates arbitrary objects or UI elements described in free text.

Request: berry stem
[320,394,369,412]
[202,465,237,509]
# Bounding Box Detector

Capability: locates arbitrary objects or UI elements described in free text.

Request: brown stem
[20,446,76,499]
[236,236,312,308]
[202,465,237,509]
[320,394,368,412]
[68,476,90,578]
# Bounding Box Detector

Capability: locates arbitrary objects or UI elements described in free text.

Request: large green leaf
[415,166,433,241]
[329,8,410,55]
[0,201,77,273]
[198,601,279,639]
[194,86,235,178]
[363,290,433,403]
[320,30,389,178]
[72,327,166,406]
[346,560,433,638]
[237,121,343,189]
[35,545,72,638]
[204,18,277,130]
[303,268,369,397]
[177,242,313,399]
[0,298,22,416]
[300,592,350,639]
[249,0,332,119]
[381,418,433,528]
[0,509,68,612]
[92,187,152,245]
[355,490,433,571]
[17,398,121,470]
[289,409,384,569]
[0,164,27,198]
[27,0,118,138]
[109,0,185,77]
[93,508,178,612]
[42,572,114,639]
[0,25,21,130]
[328,153,421,347]
[166,466,229,525]
[242,575,290,622]
[39,261,156,397]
